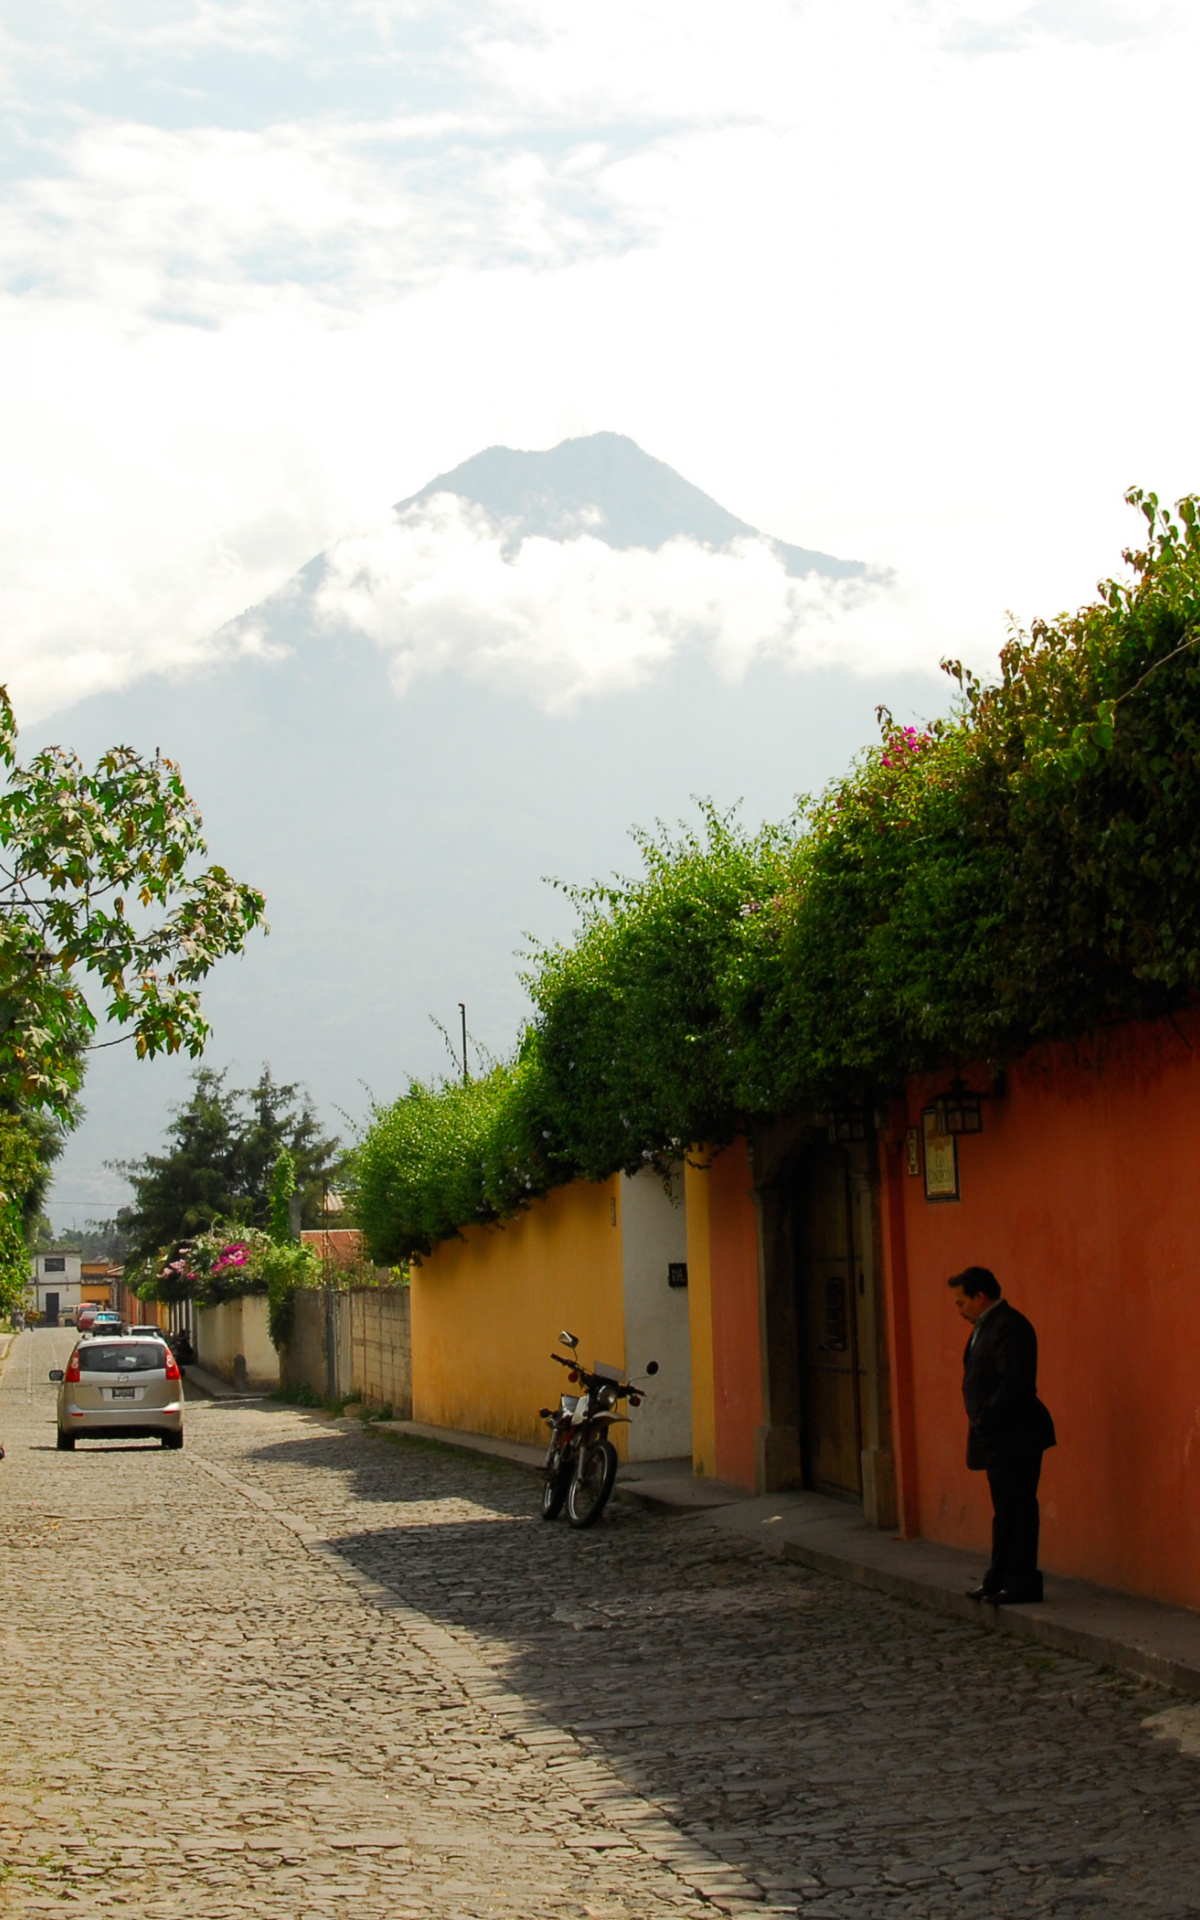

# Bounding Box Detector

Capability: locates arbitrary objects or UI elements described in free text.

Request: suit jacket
[962,1299,1056,1469]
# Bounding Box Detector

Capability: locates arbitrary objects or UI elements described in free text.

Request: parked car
[75,1304,100,1334]
[49,1337,184,1450]
[88,1311,124,1336]
[126,1325,166,1340]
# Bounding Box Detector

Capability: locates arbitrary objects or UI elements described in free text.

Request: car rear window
[79,1343,168,1373]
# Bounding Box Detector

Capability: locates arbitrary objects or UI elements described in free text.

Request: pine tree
[113,1067,338,1266]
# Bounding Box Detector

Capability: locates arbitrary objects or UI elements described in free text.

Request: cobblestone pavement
[3,1330,1200,1920]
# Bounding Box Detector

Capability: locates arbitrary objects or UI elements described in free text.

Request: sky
[3,0,1199,725]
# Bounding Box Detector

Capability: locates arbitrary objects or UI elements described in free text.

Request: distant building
[301,1228,365,1274]
[80,1262,119,1309]
[29,1251,83,1325]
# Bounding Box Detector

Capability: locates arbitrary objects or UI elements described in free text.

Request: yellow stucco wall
[410,1177,628,1452]
[684,1157,717,1479]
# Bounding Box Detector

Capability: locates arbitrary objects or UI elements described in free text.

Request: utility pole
[459,1002,469,1083]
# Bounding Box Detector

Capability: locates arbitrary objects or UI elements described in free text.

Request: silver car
[50,1336,185,1450]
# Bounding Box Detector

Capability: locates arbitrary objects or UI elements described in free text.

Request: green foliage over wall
[352,491,1200,1265]
[351,1055,566,1262]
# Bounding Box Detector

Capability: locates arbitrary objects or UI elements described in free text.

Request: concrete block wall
[347,1285,412,1415]
[282,1284,411,1417]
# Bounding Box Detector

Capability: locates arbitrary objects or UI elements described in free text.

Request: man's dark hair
[948,1266,1001,1300]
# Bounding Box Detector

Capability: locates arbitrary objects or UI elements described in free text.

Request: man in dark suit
[950,1266,1056,1604]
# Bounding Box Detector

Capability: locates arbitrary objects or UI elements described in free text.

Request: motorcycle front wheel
[566,1438,618,1528]
[541,1452,570,1521]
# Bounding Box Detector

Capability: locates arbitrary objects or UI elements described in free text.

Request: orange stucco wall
[410,1177,627,1452]
[888,1010,1200,1608]
[706,1138,763,1492]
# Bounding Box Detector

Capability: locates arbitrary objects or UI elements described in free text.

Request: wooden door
[795,1145,869,1500]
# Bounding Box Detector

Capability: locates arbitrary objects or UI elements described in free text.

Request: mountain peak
[396,431,864,579]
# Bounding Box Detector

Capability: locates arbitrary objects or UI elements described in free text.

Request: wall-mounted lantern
[932,1074,985,1136]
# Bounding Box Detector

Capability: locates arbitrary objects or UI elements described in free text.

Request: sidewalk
[183,1362,266,1402]
[382,1417,1200,1698]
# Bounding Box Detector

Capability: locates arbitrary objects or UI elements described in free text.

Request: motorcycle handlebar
[549,1352,652,1396]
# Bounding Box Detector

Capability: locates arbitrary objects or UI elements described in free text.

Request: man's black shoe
[993,1586,1043,1605]
[965,1585,999,1601]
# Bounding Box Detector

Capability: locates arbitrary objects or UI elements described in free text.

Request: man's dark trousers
[984,1454,1043,1600]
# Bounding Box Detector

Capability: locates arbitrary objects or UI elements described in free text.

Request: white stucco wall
[30,1253,83,1317]
[620,1166,693,1462]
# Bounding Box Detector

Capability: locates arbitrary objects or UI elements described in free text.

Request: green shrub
[349,1053,566,1265]
[352,490,1200,1259]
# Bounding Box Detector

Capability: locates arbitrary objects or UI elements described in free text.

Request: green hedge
[352,491,1200,1264]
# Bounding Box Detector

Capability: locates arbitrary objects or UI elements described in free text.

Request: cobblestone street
[2,1328,1200,1920]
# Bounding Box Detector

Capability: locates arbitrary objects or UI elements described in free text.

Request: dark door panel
[795,1146,870,1501]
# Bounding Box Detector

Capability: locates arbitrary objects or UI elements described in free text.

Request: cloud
[0,115,642,330]
[918,0,1180,52]
[313,495,919,712]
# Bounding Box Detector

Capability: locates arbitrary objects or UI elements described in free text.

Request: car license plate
[111,1387,136,1400]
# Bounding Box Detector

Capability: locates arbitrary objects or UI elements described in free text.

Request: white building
[29,1251,83,1324]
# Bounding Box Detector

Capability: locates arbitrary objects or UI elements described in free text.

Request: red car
[75,1303,101,1334]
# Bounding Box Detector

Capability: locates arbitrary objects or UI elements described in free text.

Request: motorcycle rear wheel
[566,1439,618,1528]
[541,1454,570,1521]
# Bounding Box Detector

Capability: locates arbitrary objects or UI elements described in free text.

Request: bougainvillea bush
[140,1221,318,1314]
[352,490,1200,1264]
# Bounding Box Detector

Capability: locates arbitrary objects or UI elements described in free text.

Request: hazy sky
[3,0,1198,724]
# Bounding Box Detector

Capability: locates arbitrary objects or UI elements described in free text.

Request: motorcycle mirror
[559,1330,579,1348]
[645,1360,659,1375]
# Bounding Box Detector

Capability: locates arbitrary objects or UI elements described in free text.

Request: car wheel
[56,1429,75,1451]
[161,1431,184,1450]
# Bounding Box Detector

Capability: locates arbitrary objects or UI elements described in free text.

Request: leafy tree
[31,1216,130,1262]
[236,1067,335,1230]
[115,1066,338,1267]
[269,1148,297,1244]
[0,1117,43,1313]
[0,684,265,1301]
[0,687,265,1119]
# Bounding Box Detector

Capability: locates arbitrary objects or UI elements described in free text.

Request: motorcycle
[538,1330,658,1528]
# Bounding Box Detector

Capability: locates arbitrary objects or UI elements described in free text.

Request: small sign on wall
[667,1262,688,1289]
[905,1128,920,1177]
[922,1108,960,1202]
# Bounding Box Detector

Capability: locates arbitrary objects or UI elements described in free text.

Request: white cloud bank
[2,0,1199,724]
[313,496,917,712]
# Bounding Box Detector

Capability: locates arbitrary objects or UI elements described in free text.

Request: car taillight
[64,1353,81,1384]
[163,1349,181,1381]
